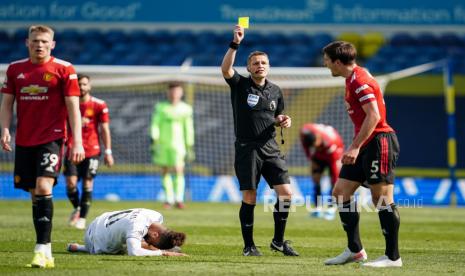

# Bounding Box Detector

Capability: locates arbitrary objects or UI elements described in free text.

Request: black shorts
[234,138,290,190]
[311,158,329,174]
[14,139,64,192]
[340,132,399,185]
[63,155,100,180]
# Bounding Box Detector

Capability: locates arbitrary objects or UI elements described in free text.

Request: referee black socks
[338,200,363,253]
[378,203,401,260]
[273,199,291,244]
[35,194,53,244]
[239,201,255,248]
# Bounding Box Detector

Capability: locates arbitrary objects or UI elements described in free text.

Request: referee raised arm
[221,25,298,257]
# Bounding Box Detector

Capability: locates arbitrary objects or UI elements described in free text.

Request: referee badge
[269,100,276,111]
[247,94,259,107]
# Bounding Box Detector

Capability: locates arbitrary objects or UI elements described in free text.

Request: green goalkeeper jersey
[150,101,194,152]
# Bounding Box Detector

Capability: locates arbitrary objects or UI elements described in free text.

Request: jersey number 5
[370,160,379,173]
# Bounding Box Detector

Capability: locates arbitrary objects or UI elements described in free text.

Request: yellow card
[238,17,249,29]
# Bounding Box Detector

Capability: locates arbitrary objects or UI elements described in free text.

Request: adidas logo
[370,174,378,179]
[37,216,50,222]
[17,73,25,79]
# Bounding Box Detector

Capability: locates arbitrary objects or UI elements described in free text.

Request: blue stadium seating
[440,33,464,47]
[367,32,465,73]
[1,28,464,73]
[417,32,440,46]
[390,32,417,46]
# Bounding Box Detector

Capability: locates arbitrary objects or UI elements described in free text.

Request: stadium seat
[360,32,385,58]
[402,46,422,56]
[114,53,141,65]
[85,29,104,42]
[56,29,82,41]
[286,55,311,67]
[337,32,362,51]
[0,30,10,41]
[4,27,462,70]
[416,32,440,46]
[7,50,27,62]
[439,33,464,47]
[97,53,116,65]
[12,29,28,42]
[390,33,417,46]
[191,54,220,66]
[312,33,333,48]
[195,31,221,45]
[105,30,128,45]
[130,30,151,42]
[159,54,187,66]
[289,33,313,46]
[74,52,94,65]
[245,32,265,47]
[365,54,388,70]
[423,46,444,61]
[149,30,174,44]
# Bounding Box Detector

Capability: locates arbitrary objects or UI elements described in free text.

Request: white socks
[34,243,52,258]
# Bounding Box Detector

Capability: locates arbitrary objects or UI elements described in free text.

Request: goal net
[0,61,447,201]
[72,65,351,176]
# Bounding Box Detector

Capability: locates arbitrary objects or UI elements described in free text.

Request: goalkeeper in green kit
[150,82,195,209]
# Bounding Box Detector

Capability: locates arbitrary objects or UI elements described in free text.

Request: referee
[221,25,298,257]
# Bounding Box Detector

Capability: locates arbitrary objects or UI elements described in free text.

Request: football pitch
[0,200,464,275]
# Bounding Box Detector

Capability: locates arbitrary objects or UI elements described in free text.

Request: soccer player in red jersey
[299,123,344,220]
[322,41,401,267]
[65,74,114,230]
[0,25,85,268]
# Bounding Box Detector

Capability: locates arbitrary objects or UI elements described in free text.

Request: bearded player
[65,74,114,230]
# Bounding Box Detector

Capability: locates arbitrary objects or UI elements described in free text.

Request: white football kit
[84,208,163,255]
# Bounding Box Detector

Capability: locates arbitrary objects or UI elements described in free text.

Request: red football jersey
[67,96,110,158]
[300,123,344,163]
[345,66,393,145]
[1,57,80,146]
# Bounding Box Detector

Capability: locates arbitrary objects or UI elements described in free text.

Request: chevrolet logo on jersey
[43,72,54,82]
[20,85,48,95]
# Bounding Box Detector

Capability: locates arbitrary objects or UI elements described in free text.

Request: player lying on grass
[67,208,187,256]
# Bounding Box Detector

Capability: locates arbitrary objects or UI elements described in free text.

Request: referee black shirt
[225,70,284,143]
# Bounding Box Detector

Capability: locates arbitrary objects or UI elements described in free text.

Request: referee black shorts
[14,139,64,192]
[339,132,399,185]
[234,138,290,191]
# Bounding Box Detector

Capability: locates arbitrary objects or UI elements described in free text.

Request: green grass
[0,200,464,275]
